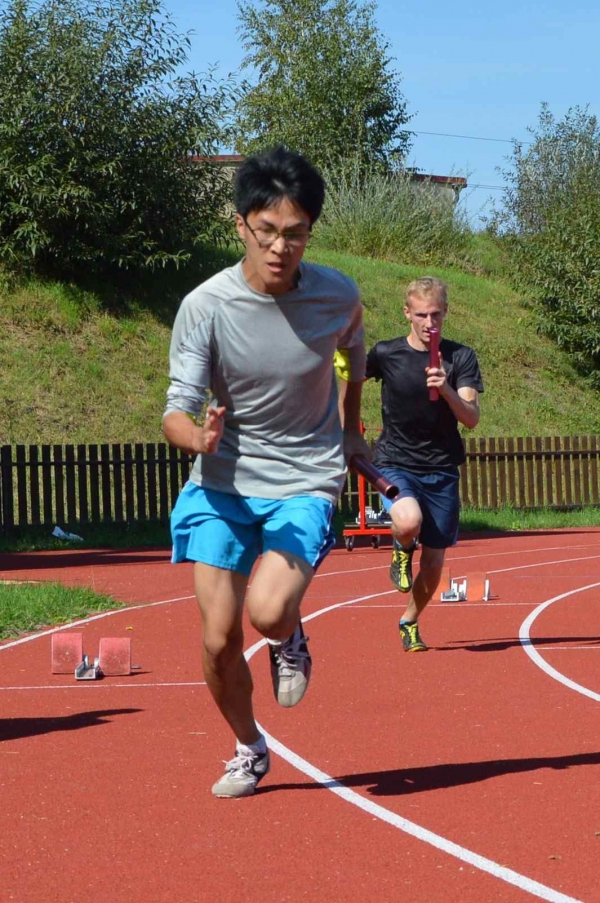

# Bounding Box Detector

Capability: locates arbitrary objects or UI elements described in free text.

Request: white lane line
[318,548,600,581]
[450,543,599,564]
[488,554,600,576]
[245,592,584,903]
[0,566,592,899]
[519,583,600,703]
[260,733,581,903]
[0,681,207,691]
[352,602,537,608]
[316,564,391,578]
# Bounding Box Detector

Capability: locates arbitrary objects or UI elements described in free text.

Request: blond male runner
[366,277,483,651]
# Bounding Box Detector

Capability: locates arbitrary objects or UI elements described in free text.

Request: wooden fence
[1,436,600,532]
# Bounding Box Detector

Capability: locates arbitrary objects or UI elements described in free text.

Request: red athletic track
[1,531,600,903]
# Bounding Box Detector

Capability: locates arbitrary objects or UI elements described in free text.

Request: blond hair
[406,276,448,307]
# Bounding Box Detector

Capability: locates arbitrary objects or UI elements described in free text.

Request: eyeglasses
[244,220,312,248]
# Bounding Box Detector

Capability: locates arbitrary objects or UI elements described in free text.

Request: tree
[491,104,600,382]
[0,0,238,278]
[235,0,411,170]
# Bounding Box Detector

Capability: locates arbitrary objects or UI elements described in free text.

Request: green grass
[314,164,471,267]
[460,506,600,532]
[307,247,600,436]
[0,581,121,640]
[5,234,600,635]
[4,241,600,445]
[0,521,171,553]
[2,505,600,556]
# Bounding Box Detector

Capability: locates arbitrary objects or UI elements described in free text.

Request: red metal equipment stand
[342,470,391,551]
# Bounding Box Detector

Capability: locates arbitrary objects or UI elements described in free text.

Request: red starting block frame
[99,637,132,676]
[50,635,132,679]
[342,425,391,551]
[51,632,83,674]
[342,468,392,551]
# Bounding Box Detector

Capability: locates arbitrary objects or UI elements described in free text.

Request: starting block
[467,571,491,602]
[51,634,133,679]
[441,577,466,602]
[440,571,491,602]
[75,655,102,680]
[51,632,83,673]
[98,637,132,676]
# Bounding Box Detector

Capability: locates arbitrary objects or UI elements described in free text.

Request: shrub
[235,0,411,171]
[314,160,471,266]
[490,105,600,382]
[0,0,238,279]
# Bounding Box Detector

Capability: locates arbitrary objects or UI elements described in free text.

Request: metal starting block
[440,573,491,602]
[440,587,460,602]
[441,578,466,602]
[75,655,102,680]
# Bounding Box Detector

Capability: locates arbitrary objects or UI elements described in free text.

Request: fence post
[1,446,14,531]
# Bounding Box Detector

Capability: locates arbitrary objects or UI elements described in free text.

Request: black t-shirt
[366,336,484,473]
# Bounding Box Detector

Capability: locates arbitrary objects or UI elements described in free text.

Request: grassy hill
[2,245,600,447]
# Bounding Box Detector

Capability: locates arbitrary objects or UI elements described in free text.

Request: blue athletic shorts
[378,466,460,549]
[170,482,337,576]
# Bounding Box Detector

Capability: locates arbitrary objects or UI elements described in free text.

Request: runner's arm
[440,384,480,429]
[163,407,226,455]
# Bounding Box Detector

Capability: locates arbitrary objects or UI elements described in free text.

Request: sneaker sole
[212,784,257,799]
[211,763,271,798]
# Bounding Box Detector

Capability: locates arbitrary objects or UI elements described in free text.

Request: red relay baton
[428,328,440,401]
[350,455,399,500]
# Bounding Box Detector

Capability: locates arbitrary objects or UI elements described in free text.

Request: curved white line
[0,563,593,900]
[319,547,600,581]
[489,553,600,576]
[245,592,584,903]
[519,583,600,703]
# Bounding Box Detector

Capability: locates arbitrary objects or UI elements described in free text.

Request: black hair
[234,146,326,225]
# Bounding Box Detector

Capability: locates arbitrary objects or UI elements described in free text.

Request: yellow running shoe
[390,539,415,593]
[399,620,428,652]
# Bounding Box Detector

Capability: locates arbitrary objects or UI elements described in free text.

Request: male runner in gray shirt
[163,146,369,798]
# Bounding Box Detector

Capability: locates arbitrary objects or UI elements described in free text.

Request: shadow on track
[0,708,143,742]
[435,635,600,652]
[260,750,600,796]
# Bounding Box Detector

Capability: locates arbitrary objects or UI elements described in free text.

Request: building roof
[191,155,467,190]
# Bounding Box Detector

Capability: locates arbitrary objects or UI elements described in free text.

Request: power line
[409,129,531,146]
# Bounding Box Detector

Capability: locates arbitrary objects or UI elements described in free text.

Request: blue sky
[166,0,600,226]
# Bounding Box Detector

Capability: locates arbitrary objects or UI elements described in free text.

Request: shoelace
[271,633,310,677]
[223,750,261,778]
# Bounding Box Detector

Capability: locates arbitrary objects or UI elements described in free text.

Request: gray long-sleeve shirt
[164,260,365,503]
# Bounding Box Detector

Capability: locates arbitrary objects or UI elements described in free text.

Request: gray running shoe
[211,747,271,798]
[269,622,312,707]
